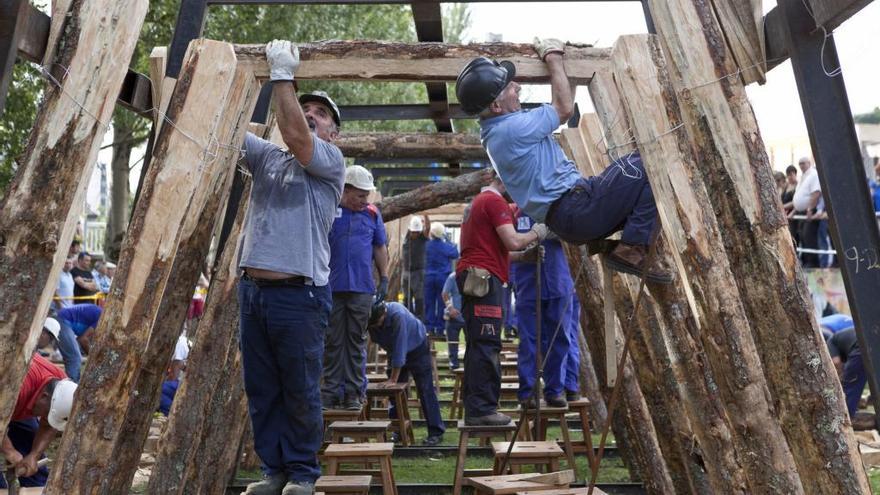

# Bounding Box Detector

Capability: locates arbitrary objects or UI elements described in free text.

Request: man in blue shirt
[56,303,102,381]
[511,210,572,408]
[441,272,465,369]
[368,301,445,446]
[324,165,390,411]
[455,40,671,284]
[423,222,459,336]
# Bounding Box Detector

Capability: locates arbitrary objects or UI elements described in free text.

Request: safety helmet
[48,379,78,431]
[455,57,516,115]
[345,165,376,191]
[430,222,446,239]
[408,216,424,232]
[43,317,60,341]
[299,90,342,127]
[368,300,387,328]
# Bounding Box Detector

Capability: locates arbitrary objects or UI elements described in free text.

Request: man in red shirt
[2,354,77,484]
[456,174,548,425]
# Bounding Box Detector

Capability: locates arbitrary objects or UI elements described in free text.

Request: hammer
[5,458,50,495]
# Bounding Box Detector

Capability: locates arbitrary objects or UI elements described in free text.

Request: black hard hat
[455,57,516,115]
[299,90,342,127]
[368,300,387,328]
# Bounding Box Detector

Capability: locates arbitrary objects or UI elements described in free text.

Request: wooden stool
[499,382,519,403]
[365,383,414,446]
[330,420,390,443]
[315,475,372,495]
[501,361,518,377]
[517,404,577,478]
[323,408,363,433]
[366,373,387,384]
[466,470,574,495]
[453,419,518,495]
[450,368,465,420]
[501,341,518,352]
[567,399,596,468]
[323,443,397,495]
[516,489,607,495]
[492,441,564,475]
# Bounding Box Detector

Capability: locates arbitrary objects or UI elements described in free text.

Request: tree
[854,107,880,124]
[0,63,43,197]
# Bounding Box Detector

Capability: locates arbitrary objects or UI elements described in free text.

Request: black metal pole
[166,0,210,78]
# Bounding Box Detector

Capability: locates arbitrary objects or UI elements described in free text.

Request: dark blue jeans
[547,152,657,246]
[843,350,867,417]
[457,272,503,418]
[0,418,48,488]
[239,279,331,483]
[445,318,465,369]
[515,296,572,401]
[388,340,447,438]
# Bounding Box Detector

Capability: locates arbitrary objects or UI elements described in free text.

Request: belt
[242,271,309,287]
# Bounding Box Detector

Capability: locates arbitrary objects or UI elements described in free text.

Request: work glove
[375,276,389,303]
[531,223,550,242]
[520,243,544,263]
[533,37,565,61]
[266,39,300,82]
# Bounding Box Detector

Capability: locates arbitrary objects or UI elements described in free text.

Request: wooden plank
[711,0,766,84]
[375,168,494,222]
[0,0,32,114]
[148,46,175,133]
[234,40,610,84]
[45,40,256,494]
[336,132,487,160]
[807,0,873,30]
[601,266,617,387]
[0,0,147,439]
[12,1,50,63]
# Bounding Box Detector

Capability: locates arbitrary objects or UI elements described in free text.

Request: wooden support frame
[333,132,487,160]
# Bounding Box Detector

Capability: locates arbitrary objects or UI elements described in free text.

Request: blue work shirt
[425,238,459,277]
[58,304,102,337]
[481,104,580,222]
[820,314,854,334]
[441,272,464,323]
[369,302,426,368]
[870,179,880,212]
[511,211,574,302]
[329,204,387,293]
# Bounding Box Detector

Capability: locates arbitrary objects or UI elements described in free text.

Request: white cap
[48,379,77,431]
[105,262,116,269]
[430,222,446,239]
[408,217,424,232]
[43,317,60,341]
[345,165,376,191]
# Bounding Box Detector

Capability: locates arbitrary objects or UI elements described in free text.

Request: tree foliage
[854,107,880,125]
[0,63,43,196]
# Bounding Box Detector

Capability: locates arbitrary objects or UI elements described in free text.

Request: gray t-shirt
[239,132,345,286]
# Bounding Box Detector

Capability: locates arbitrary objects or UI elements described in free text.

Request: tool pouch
[462,267,491,298]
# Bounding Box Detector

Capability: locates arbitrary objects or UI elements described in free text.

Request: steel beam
[339,103,541,121]
[778,0,880,424]
[380,179,435,196]
[370,166,480,178]
[167,0,209,78]
[0,0,32,114]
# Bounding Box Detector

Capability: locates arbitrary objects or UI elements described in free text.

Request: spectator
[424,222,459,335]
[870,157,880,214]
[783,165,800,247]
[826,328,864,417]
[789,157,822,268]
[812,196,833,267]
[68,239,81,257]
[93,261,113,294]
[54,256,76,312]
[70,252,99,304]
[158,333,191,416]
[441,272,465,369]
[401,216,430,319]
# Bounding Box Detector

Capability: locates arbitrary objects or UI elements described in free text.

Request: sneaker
[244,473,286,495]
[566,391,582,402]
[321,396,339,410]
[281,481,315,495]
[343,397,362,411]
[390,431,401,443]
[464,412,512,426]
[604,242,673,284]
[422,435,443,446]
[545,395,568,408]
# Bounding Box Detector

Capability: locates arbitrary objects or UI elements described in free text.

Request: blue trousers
[843,350,867,417]
[57,320,82,382]
[388,340,447,438]
[0,419,48,488]
[817,219,833,268]
[423,272,448,333]
[564,299,581,393]
[239,280,331,483]
[516,297,572,401]
[547,152,657,246]
[445,318,465,368]
[457,272,504,417]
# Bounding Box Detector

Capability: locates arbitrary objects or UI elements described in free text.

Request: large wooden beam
[45,40,257,494]
[0,0,147,433]
[334,132,487,160]
[646,0,870,490]
[234,40,610,84]
[375,168,493,222]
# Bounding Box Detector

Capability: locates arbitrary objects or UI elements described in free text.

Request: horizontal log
[335,132,487,160]
[376,168,493,222]
[234,40,610,83]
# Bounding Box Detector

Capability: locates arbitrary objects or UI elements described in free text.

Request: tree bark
[0,0,147,432]
[647,2,869,492]
[46,40,259,494]
[335,132,486,160]
[234,40,610,84]
[376,167,493,222]
[574,327,608,429]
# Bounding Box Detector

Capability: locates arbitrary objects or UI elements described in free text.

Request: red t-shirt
[12,354,67,421]
[457,188,514,282]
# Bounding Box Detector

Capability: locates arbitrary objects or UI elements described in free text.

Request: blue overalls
[423,238,459,334]
[564,295,581,395]
[511,212,573,402]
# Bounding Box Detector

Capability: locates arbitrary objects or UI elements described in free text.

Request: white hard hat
[430,222,446,239]
[408,217,424,232]
[48,379,77,431]
[43,317,60,341]
[105,262,116,269]
[344,165,376,191]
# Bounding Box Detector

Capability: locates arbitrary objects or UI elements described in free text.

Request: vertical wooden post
[45,40,257,494]
[0,0,147,431]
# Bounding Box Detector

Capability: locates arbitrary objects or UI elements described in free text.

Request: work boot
[422,434,443,446]
[604,242,673,284]
[390,431,401,443]
[243,473,286,495]
[566,391,582,402]
[343,396,362,411]
[520,396,539,410]
[465,412,512,426]
[281,481,315,495]
[545,395,567,408]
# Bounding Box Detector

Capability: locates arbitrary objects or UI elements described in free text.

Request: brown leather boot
[604,242,673,284]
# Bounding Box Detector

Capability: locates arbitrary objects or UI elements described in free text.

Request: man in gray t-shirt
[238,40,345,495]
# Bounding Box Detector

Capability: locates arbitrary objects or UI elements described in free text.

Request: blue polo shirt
[511,211,573,302]
[58,304,102,337]
[425,239,459,277]
[481,104,580,222]
[329,204,387,293]
[369,302,426,368]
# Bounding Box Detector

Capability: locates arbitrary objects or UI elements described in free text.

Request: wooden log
[646,1,870,492]
[45,40,258,494]
[335,132,487,160]
[234,40,610,84]
[709,0,766,84]
[611,33,805,493]
[0,0,147,432]
[376,168,493,223]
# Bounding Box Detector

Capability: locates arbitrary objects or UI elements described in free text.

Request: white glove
[533,37,565,61]
[531,223,550,242]
[266,40,300,82]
